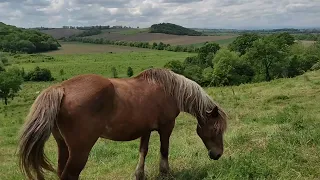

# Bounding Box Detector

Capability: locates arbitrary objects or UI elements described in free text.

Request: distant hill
[150,23,203,36]
[0,22,60,53]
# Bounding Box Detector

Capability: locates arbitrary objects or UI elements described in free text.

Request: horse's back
[58,74,116,120]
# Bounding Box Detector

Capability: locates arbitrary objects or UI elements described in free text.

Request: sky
[0,0,320,29]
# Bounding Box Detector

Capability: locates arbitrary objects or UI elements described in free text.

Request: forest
[0,22,60,53]
[164,32,320,86]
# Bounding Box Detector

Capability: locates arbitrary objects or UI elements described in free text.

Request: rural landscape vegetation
[1,12,320,180]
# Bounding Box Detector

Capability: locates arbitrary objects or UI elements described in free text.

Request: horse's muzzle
[208,150,222,160]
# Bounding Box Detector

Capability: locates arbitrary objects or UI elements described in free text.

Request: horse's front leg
[135,132,151,180]
[159,121,175,175]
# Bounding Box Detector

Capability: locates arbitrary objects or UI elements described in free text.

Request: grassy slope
[0,52,319,179]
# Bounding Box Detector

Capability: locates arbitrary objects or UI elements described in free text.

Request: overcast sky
[0,0,319,29]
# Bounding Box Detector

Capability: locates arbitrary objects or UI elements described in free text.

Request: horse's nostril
[216,154,222,159]
[208,151,222,160]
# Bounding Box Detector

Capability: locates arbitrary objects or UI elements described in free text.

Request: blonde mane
[137,68,227,128]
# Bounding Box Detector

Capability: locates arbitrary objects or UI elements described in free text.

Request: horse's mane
[137,68,227,132]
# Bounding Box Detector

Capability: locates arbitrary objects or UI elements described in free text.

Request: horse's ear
[206,106,219,117]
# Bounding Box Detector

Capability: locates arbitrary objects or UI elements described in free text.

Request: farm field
[44,42,152,55]
[86,32,236,45]
[191,37,238,47]
[0,47,320,179]
[40,27,237,46]
[40,28,84,39]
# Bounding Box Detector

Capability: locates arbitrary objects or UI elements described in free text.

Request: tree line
[164,32,320,87]
[62,36,201,53]
[0,22,61,54]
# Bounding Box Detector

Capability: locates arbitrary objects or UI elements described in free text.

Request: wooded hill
[150,23,203,36]
[0,22,60,53]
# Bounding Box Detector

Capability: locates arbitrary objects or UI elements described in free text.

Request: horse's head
[196,106,227,160]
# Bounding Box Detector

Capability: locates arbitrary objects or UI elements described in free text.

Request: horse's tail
[18,85,64,180]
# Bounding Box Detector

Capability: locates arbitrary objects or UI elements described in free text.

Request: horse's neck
[177,93,211,120]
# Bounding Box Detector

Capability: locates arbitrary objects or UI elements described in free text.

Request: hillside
[150,23,203,36]
[0,22,60,53]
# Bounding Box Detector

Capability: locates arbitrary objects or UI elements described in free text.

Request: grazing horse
[18,68,228,180]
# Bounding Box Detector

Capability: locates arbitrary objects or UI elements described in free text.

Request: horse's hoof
[135,171,145,180]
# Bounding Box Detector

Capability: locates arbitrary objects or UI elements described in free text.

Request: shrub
[24,66,54,81]
[127,67,133,77]
[111,67,118,78]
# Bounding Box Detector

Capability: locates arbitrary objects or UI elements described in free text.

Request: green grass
[0,50,319,179]
[191,37,238,47]
[8,51,193,79]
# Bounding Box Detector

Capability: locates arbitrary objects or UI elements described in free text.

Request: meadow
[0,43,320,180]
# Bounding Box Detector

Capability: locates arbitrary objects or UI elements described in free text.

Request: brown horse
[17,68,228,180]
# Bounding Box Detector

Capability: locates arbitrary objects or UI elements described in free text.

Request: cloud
[0,0,319,29]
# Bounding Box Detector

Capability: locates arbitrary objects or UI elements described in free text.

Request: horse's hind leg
[59,127,102,180]
[52,128,69,178]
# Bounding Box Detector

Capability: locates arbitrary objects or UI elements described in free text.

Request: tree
[244,36,289,82]
[0,68,23,105]
[228,33,260,56]
[198,43,220,58]
[164,60,184,74]
[127,66,134,77]
[271,32,295,46]
[183,65,203,85]
[202,67,214,86]
[212,49,254,86]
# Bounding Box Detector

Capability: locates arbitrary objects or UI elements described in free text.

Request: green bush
[111,67,118,78]
[127,66,134,77]
[24,66,54,81]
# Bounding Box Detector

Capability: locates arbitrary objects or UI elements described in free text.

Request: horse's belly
[99,125,152,141]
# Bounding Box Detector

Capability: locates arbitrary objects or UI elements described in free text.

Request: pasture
[0,44,319,179]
